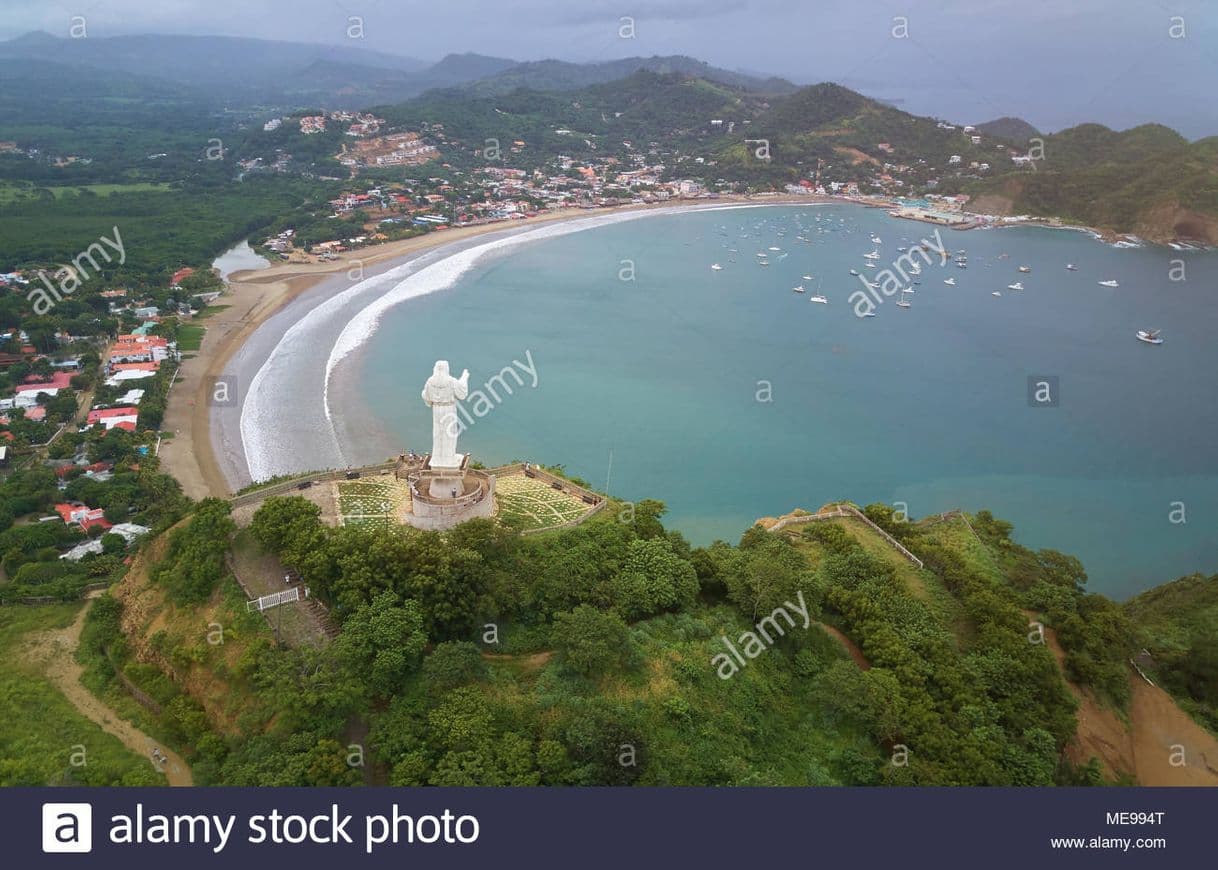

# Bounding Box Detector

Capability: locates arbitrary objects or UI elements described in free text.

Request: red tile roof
[86,406,139,424]
[19,372,73,391]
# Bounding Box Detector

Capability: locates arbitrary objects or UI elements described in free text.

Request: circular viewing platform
[400,457,496,530]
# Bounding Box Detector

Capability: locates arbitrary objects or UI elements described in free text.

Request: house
[12,372,74,407]
[105,363,159,386]
[61,522,150,560]
[109,334,170,365]
[86,406,139,430]
[54,502,111,531]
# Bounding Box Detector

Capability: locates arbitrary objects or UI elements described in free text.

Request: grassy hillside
[68,488,1198,787]
[0,603,162,785]
[968,123,1218,242]
[14,483,1212,787]
[1124,573,1218,731]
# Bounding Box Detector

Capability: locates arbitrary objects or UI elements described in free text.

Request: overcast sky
[2,0,1215,135]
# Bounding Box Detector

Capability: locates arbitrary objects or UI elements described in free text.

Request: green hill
[1125,573,1218,731]
[967,122,1218,242]
[975,116,1041,143]
[65,489,1213,787]
[458,55,796,98]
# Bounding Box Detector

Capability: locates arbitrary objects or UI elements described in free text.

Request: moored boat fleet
[705,211,1163,341]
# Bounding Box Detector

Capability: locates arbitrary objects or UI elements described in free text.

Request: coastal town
[238,108,1097,264]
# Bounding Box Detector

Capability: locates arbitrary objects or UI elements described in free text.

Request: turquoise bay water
[353,205,1218,598]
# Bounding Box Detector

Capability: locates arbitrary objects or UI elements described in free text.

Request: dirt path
[21,595,193,786]
[1038,619,1218,785]
[816,622,871,670]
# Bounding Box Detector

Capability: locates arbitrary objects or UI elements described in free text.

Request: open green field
[176,324,206,352]
[0,180,174,203]
[0,603,161,785]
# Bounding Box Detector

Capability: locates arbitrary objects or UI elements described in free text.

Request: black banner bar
[8,787,1211,868]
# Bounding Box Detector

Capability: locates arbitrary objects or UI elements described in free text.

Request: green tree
[335,592,428,699]
[551,605,632,677]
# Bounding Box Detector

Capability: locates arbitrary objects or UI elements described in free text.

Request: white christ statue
[421,360,470,468]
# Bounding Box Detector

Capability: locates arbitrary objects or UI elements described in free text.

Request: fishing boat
[1136,329,1163,345]
[943,277,956,286]
[1098,279,1119,287]
[710,263,722,271]
[1007,281,1024,290]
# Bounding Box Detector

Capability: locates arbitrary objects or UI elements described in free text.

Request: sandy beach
[160,196,823,498]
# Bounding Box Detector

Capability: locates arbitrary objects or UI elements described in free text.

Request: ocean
[260,204,1218,599]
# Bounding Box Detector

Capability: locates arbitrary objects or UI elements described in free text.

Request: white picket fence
[246,587,301,613]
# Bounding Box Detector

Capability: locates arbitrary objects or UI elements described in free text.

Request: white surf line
[319,202,809,434]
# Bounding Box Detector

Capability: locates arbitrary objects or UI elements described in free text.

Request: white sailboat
[943,277,956,286]
[792,284,806,293]
[1136,329,1164,345]
[710,263,723,271]
[863,250,881,259]
[1007,281,1024,290]
[1098,279,1119,287]
[896,288,912,308]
